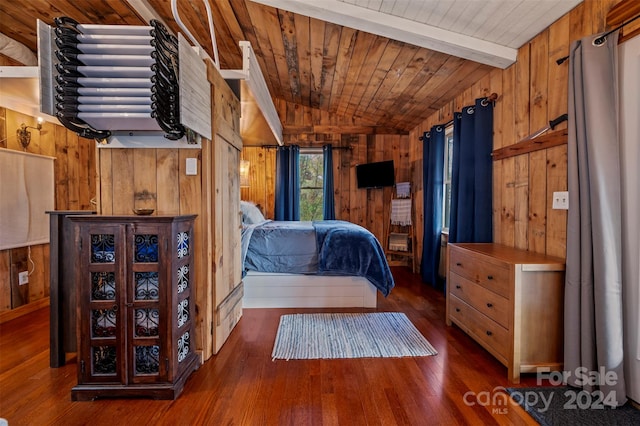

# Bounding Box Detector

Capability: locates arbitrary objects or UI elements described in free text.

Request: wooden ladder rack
[384,189,416,273]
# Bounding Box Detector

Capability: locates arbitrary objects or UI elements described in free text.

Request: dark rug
[507,387,640,426]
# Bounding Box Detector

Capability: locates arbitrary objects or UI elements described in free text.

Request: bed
[240,202,394,308]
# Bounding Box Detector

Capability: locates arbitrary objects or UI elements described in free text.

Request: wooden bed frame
[242,271,378,308]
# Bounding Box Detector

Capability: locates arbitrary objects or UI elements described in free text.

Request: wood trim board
[492,129,568,161]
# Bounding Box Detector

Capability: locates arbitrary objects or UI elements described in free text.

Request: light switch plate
[552,191,569,210]
[186,158,197,176]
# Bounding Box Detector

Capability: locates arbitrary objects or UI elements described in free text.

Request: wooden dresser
[446,243,565,383]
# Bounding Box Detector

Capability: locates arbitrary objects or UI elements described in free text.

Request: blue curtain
[275,145,300,221]
[420,126,445,287]
[322,144,336,220]
[448,97,494,243]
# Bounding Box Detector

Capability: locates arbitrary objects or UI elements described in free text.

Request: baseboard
[0,297,49,324]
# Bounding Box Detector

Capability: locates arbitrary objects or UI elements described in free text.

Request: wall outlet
[552,191,569,210]
[18,271,29,285]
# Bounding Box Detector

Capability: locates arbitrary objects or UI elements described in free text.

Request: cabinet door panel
[172,221,197,375]
[127,224,170,383]
[77,224,126,385]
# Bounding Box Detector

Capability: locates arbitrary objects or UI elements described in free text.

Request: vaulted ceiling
[0,0,581,134]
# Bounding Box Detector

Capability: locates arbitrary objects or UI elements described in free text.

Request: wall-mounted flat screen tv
[356,160,395,188]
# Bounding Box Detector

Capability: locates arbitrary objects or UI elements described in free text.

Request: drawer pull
[455,285,461,289]
[455,308,460,312]
[486,330,493,336]
[487,275,494,280]
[486,303,493,308]
[456,262,462,266]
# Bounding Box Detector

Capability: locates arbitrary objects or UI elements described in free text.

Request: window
[299,148,324,221]
[442,124,454,232]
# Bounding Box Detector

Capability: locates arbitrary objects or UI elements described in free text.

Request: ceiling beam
[125,0,171,27]
[251,0,517,68]
[0,33,37,66]
[221,42,284,146]
[283,125,409,135]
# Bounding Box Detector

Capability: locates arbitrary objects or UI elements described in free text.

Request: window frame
[442,124,454,233]
[298,147,324,221]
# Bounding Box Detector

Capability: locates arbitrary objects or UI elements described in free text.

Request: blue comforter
[243,221,318,273]
[241,220,395,296]
[313,220,394,296]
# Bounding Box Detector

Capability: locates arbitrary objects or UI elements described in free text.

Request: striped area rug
[271,312,437,360]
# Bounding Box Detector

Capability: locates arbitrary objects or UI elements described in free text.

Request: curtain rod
[556,13,640,65]
[418,93,498,140]
[596,12,640,43]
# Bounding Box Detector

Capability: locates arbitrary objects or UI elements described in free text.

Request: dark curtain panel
[322,144,336,220]
[448,98,494,244]
[275,145,300,221]
[565,31,626,406]
[420,126,445,287]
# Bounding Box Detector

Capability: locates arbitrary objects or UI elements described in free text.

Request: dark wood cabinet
[70,215,199,400]
[47,210,95,368]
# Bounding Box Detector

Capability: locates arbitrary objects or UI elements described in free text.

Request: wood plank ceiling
[0,0,581,134]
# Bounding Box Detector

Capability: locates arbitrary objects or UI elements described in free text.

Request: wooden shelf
[386,250,413,257]
[491,129,567,161]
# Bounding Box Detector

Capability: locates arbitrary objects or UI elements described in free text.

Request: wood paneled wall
[241,100,411,246]
[243,0,622,277]
[94,64,243,360]
[409,0,622,271]
[1,0,623,315]
[0,108,96,313]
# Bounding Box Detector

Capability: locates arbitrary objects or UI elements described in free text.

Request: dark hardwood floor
[0,268,539,425]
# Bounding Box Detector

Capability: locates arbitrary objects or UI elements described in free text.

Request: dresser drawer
[449,295,509,361]
[449,272,510,329]
[449,248,511,298]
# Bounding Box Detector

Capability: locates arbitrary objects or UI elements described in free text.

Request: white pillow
[240,201,266,224]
